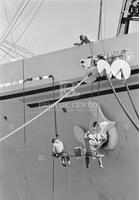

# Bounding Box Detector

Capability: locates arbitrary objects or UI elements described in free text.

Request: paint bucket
[74,147,82,157]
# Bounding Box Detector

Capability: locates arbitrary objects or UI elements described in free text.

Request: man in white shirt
[52,138,71,167]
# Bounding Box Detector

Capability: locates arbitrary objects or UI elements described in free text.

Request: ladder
[116,0,139,36]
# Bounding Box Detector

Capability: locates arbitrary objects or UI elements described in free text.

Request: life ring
[101,126,118,151]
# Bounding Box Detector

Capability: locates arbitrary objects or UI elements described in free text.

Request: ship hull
[0,33,139,200]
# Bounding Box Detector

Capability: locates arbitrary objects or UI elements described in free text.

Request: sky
[0,0,123,62]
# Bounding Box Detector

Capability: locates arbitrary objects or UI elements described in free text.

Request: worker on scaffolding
[84,121,106,168]
[91,121,107,146]
[52,138,71,167]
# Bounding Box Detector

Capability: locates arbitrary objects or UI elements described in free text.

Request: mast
[0,0,30,46]
[97,0,103,40]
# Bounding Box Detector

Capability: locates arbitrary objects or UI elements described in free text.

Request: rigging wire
[12,2,39,32]
[0,0,31,46]
[0,0,31,62]
[4,40,35,55]
[1,44,26,58]
[0,0,45,62]
[0,47,15,58]
[106,73,139,132]
[1,0,17,57]
[103,0,106,39]
[0,74,89,142]
[15,0,45,43]
[9,0,38,54]
[97,0,103,41]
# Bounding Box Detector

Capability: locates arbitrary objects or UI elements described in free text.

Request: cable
[88,42,100,124]
[9,0,38,53]
[0,0,31,46]
[1,0,17,57]
[96,0,103,123]
[97,0,103,40]
[0,74,89,142]
[106,73,139,132]
[0,0,45,63]
[52,157,55,200]
[23,60,34,200]
[14,0,45,45]
[24,172,34,200]
[0,47,15,58]
[0,0,31,62]
[97,80,100,123]
[103,0,106,39]
[122,75,139,120]
[12,2,39,32]
[1,44,26,58]
[22,60,26,144]
[4,40,35,55]
[51,76,59,138]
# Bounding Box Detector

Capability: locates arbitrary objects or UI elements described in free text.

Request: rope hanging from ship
[106,72,139,132]
[81,12,139,133]
[97,58,139,132]
[108,57,139,121]
[88,42,100,125]
[51,75,59,139]
[96,0,139,128]
[0,74,90,142]
[80,55,139,133]
[96,0,139,125]
[51,75,59,200]
[122,73,139,120]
